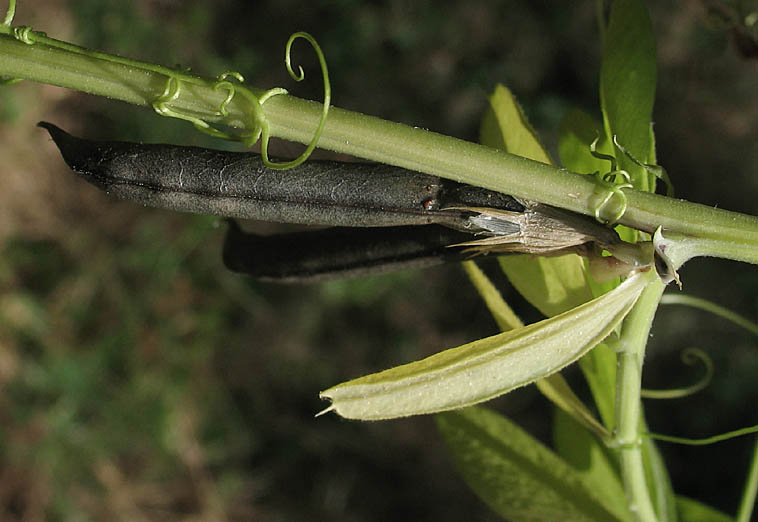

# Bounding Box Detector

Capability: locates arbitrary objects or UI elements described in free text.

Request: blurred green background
[0,1,757,520]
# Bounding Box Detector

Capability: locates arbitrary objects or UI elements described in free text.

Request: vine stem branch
[614,273,665,522]
[2,33,758,263]
[737,436,758,522]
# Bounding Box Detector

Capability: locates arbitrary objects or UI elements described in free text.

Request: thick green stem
[0,32,253,126]
[614,274,665,522]
[2,33,758,263]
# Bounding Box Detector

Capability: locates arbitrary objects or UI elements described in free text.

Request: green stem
[736,436,758,522]
[0,32,250,124]
[614,274,665,522]
[2,32,758,263]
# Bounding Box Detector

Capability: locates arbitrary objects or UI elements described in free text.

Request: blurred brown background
[1,1,757,520]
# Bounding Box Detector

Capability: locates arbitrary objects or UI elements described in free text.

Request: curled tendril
[1,4,29,84]
[661,293,758,336]
[12,25,35,44]
[229,85,287,147]
[593,169,632,225]
[590,135,617,170]
[589,134,673,224]
[590,135,633,226]
[152,76,208,129]
[151,69,267,141]
[218,71,245,83]
[647,424,758,446]
[147,32,329,170]
[4,18,41,84]
[612,135,674,197]
[152,75,233,136]
[213,71,245,117]
[641,348,713,399]
[258,31,331,170]
[153,76,179,112]
[643,294,758,446]
[2,0,16,26]
[588,134,632,225]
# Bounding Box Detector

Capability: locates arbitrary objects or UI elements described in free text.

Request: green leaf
[320,271,651,420]
[462,261,609,440]
[480,85,596,318]
[558,107,612,176]
[538,373,610,442]
[498,255,592,318]
[600,0,657,191]
[478,83,620,434]
[553,409,630,521]
[642,434,679,522]
[577,342,618,429]
[461,260,523,332]
[479,84,551,164]
[676,496,733,522]
[436,406,629,522]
